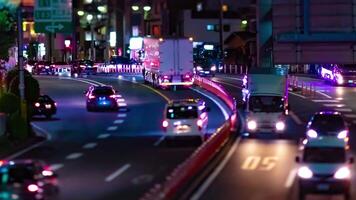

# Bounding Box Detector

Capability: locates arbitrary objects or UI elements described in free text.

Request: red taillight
[162,120,169,128]
[35,102,40,107]
[89,94,96,99]
[27,184,39,192]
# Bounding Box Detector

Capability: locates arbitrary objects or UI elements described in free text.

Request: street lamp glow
[86,14,93,22]
[241,20,248,25]
[143,6,151,12]
[97,6,107,13]
[77,10,85,16]
[131,5,140,11]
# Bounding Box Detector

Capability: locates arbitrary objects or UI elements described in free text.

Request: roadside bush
[6,70,40,103]
[0,92,20,114]
[8,112,27,140]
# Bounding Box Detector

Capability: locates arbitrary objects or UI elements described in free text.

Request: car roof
[168,99,203,106]
[305,138,346,148]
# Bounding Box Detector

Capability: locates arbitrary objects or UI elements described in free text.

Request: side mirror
[295,156,300,163]
[349,157,354,164]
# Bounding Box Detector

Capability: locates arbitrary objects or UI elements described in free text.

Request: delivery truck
[142,37,194,89]
[242,67,289,136]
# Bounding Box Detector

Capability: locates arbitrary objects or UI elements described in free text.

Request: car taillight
[35,102,40,107]
[27,184,39,192]
[54,102,57,106]
[163,75,169,79]
[89,94,96,99]
[162,120,169,128]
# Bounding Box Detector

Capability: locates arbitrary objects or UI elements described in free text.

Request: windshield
[166,106,198,119]
[303,147,346,163]
[93,89,114,96]
[249,96,284,112]
[310,114,345,132]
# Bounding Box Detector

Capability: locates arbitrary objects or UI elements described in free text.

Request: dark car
[110,56,136,65]
[193,58,217,77]
[33,61,53,75]
[85,85,119,111]
[0,160,58,200]
[32,95,57,119]
[306,112,348,140]
[71,60,96,75]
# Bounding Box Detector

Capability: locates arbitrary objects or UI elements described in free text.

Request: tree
[0,8,16,60]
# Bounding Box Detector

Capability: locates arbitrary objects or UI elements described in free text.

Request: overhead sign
[34,0,73,33]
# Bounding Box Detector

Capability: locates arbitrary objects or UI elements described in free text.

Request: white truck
[142,37,194,89]
[243,68,289,136]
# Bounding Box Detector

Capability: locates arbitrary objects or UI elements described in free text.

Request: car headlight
[306,129,318,138]
[336,74,344,85]
[334,167,351,179]
[210,65,217,71]
[298,166,313,179]
[337,130,348,139]
[196,66,203,71]
[275,121,285,131]
[247,120,257,130]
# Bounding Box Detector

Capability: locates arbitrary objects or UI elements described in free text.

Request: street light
[97,6,107,13]
[143,6,151,12]
[86,14,93,22]
[241,20,248,25]
[77,10,85,16]
[131,5,139,11]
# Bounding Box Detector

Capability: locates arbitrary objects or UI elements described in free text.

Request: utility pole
[219,0,224,60]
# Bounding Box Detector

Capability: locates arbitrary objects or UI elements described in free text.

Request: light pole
[86,14,95,61]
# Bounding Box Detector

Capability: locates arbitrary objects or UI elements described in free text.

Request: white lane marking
[78,78,105,86]
[154,136,165,146]
[218,76,243,81]
[105,164,131,182]
[114,119,124,124]
[336,97,343,100]
[285,168,297,188]
[118,75,123,79]
[31,123,52,140]
[107,126,118,131]
[60,77,99,86]
[289,91,306,99]
[97,134,111,139]
[323,104,345,108]
[316,91,332,99]
[289,111,303,125]
[116,95,122,98]
[50,164,64,171]
[5,140,47,160]
[119,108,128,112]
[132,77,137,82]
[117,113,127,118]
[190,138,240,200]
[345,114,356,119]
[118,102,127,107]
[66,152,83,160]
[191,88,230,120]
[334,108,353,112]
[117,98,125,102]
[82,142,97,149]
[312,99,339,103]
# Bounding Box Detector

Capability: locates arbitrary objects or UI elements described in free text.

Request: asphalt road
[192,74,356,200]
[13,75,227,200]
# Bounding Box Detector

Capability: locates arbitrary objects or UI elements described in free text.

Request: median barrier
[141,76,237,200]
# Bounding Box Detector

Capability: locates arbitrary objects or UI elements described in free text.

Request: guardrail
[141,76,238,200]
[94,63,143,74]
[219,64,248,75]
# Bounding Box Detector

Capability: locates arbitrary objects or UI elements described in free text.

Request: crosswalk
[312,99,356,124]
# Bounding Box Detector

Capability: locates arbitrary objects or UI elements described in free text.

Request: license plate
[204,71,210,74]
[99,101,109,105]
[317,184,330,191]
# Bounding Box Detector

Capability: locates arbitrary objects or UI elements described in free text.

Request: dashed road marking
[117,113,127,118]
[114,119,124,124]
[334,108,353,112]
[50,163,64,171]
[289,111,303,125]
[312,99,339,103]
[97,134,111,139]
[323,104,345,108]
[119,108,128,112]
[107,126,118,131]
[316,91,332,99]
[82,143,97,149]
[118,102,127,107]
[66,153,83,160]
[117,98,125,102]
[105,164,131,182]
[154,136,165,146]
[285,169,297,188]
[345,114,356,119]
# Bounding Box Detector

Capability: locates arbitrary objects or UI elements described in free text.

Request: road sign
[34,0,73,33]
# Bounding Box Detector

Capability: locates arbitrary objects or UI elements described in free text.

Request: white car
[162,99,209,141]
[296,138,353,200]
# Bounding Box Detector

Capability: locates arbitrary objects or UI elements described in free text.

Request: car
[85,85,119,111]
[318,64,356,85]
[296,138,353,200]
[25,60,37,73]
[32,95,57,119]
[0,159,58,200]
[193,58,217,77]
[162,99,209,141]
[110,56,136,65]
[51,61,72,77]
[306,112,348,140]
[71,60,96,75]
[33,61,53,75]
